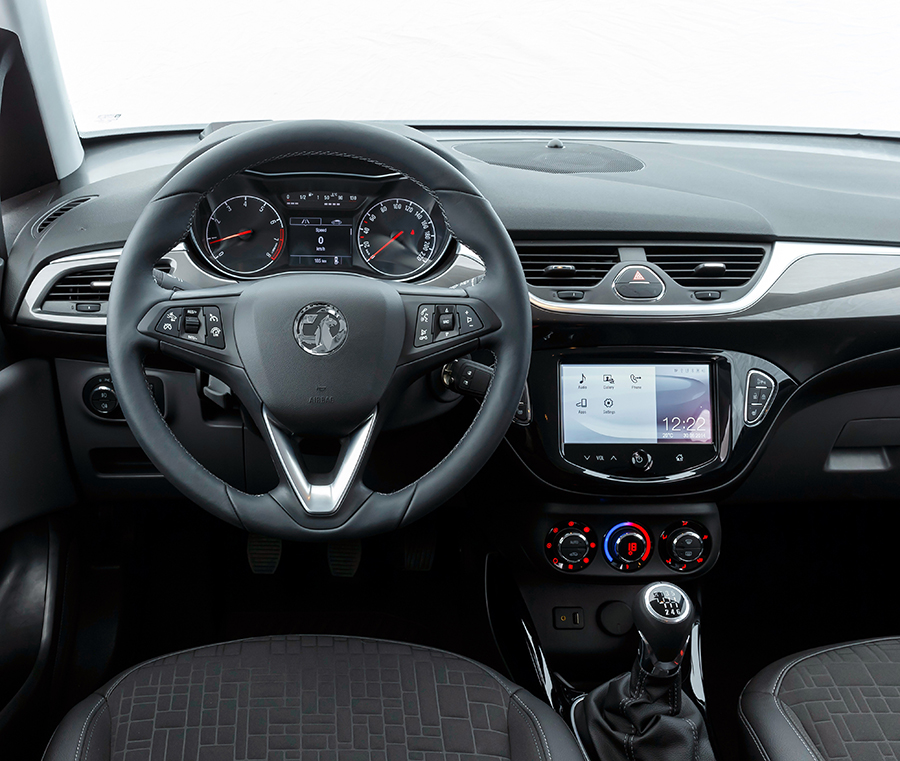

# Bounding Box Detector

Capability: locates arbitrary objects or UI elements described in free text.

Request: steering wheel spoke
[262,407,376,517]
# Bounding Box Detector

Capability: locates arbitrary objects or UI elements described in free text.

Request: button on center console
[613,265,664,300]
[631,448,653,472]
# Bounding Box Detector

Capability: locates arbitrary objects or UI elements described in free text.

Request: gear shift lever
[633,582,694,674]
[575,582,715,761]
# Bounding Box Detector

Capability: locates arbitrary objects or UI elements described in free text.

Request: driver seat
[44,635,583,761]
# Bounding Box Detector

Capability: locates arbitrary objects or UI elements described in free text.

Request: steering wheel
[107,121,531,540]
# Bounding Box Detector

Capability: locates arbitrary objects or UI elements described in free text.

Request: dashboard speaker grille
[454,141,644,174]
[645,245,766,288]
[515,242,619,287]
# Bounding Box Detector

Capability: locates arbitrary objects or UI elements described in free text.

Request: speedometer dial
[204,195,285,275]
[357,199,440,278]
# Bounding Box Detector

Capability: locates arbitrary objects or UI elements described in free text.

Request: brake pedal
[247,534,282,574]
[327,540,362,577]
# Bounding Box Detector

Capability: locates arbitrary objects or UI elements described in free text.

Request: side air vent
[32,196,96,237]
[515,242,619,287]
[44,265,117,302]
[645,245,766,288]
[42,260,173,304]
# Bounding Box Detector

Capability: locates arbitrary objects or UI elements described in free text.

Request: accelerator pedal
[247,534,282,574]
[327,540,362,577]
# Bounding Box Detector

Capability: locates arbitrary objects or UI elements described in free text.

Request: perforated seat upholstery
[740,637,900,761]
[44,635,584,761]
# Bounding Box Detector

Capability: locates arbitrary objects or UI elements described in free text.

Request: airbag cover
[233,274,406,436]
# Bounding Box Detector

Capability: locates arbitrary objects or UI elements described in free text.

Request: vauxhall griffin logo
[293,303,349,356]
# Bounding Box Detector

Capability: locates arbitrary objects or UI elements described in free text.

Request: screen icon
[580,373,586,383]
[576,398,588,408]
[603,374,614,383]
[630,374,641,384]
[604,398,613,408]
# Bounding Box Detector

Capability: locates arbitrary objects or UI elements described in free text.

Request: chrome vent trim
[515,241,619,287]
[20,246,226,328]
[32,196,97,237]
[529,241,900,316]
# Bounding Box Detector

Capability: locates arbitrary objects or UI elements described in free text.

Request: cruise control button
[613,266,664,300]
[155,307,182,336]
[204,307,225,348]
[457,305,483,334]
[414,305,434,347]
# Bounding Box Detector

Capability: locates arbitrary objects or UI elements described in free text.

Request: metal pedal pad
[327,539,362,577]
[247,534,282,574]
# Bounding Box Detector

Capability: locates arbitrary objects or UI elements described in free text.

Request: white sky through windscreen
[46,0,900,134]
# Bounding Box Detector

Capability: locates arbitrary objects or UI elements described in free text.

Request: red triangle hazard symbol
[632,270,646,281]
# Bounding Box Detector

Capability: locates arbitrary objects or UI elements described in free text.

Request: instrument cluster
[188,171,452,280]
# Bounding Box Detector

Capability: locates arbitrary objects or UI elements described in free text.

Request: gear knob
[632,582,694,673]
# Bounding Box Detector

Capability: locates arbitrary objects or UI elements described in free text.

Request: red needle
[368,231,404,260]
[208,229,252,244]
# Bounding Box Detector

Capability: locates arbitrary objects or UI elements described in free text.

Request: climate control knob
[670,529,703,563]
[614,530,648,564]
[545,520,598,572]
[558,531,590,562]
[603,522,652,572]
[659,520,712,572]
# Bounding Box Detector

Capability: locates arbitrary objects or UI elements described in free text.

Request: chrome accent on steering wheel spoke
[261,407,376,516]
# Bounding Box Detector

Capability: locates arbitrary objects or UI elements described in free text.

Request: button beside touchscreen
[560,363,717,478]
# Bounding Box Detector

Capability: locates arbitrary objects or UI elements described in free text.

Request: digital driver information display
[560,364,713,445]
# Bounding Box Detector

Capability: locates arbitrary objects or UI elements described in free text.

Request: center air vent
[32,196,96,237]
[515,242,619,287]
[645,245,766,288]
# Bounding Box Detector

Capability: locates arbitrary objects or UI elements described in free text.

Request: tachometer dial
[204,196,285,275]
[358,199,440,278]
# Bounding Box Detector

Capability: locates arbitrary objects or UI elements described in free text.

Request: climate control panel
[540,505,719,578]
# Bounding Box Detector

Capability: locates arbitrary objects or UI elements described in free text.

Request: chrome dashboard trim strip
[529,241,900,317]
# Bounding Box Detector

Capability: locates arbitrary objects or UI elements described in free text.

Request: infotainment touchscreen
[560,364,713,446]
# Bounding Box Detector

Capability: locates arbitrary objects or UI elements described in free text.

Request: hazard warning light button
[613,265,664,300]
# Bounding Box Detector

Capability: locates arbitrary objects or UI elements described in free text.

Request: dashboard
[188,169,451,280]
[5,122,900,578]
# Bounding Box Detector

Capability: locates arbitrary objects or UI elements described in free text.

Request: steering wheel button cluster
[154,305,226,349]
[414,304,483,347]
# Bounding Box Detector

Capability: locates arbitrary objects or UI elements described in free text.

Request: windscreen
[45,0,900,135]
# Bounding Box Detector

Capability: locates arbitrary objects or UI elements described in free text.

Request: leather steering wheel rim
[107,120,531,540]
